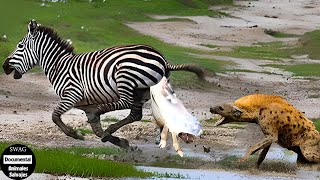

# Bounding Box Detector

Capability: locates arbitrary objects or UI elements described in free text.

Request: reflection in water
[135,144,319,179]
[136,166,299,180]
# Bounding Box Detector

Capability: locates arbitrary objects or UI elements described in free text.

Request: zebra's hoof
[73,130,85,140]
[101,132,111,142]
[101,132,130,149]
[118,138,130,149]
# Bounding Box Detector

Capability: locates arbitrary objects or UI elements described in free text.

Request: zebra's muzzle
[13,70,22,79]
[3,58,14,75]
[3,58,22,79]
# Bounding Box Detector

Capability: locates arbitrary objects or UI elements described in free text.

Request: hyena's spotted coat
[210,94,320,167]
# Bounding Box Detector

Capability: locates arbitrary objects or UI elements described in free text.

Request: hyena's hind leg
[300,143,320,163]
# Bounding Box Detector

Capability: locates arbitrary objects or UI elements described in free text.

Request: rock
[203,145,210,153]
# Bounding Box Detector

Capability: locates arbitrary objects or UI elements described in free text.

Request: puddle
[168,144,298,163]
[225,145,298,163]
[135,143,319,179]
[136,166,300,180]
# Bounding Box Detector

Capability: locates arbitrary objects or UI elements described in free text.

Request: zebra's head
[3,20,40,79]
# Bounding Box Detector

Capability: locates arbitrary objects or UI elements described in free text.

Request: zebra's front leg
[77,105,104,138]
[52,95,84,140]
[89,121,104,138]
[85,109,104,137]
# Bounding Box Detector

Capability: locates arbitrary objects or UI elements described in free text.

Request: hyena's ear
[232,106,242,117]
[28,19,39,36]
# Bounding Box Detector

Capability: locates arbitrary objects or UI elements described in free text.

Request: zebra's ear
[28,19,38,35]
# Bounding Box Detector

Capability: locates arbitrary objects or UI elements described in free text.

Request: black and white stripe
[3,20,205,146]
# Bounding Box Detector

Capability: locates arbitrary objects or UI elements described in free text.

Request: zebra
[3,20,206,148]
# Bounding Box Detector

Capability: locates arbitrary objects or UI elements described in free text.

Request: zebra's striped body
[3,20,205,148]
[54,45,167,106]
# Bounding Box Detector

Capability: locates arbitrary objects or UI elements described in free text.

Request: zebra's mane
[38,26,75,54]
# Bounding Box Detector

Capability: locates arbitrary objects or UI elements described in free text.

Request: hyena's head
[210,103,245,126]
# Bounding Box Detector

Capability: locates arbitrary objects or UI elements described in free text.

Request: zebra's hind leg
[104,105,143,135]
[100,89,149,148]
[89,121,104,138]
[101,105,143,149]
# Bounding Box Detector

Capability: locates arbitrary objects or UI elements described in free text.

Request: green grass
[294,30,320,59]
[265,64,320,77]
[264,29,300,38]
[62,146,124,156]
[102,117,120,122]
[204,0,234,6]
[76,128,94,135]
[314,119,320,132]
[213,42,291,60]
[212,30,320,61]
[0,142,151,178]
[214,155,297,173]
[34,149,150,178]
[0,0,230,86]
[199,44,219,49]
[155,17,198,23]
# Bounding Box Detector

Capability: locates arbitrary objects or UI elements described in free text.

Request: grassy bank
[213,42,292,60]
[213,29,320,61]
[268,30,320,77]
[314,119,320,132]
[266,64,320,77]
[294,30,320,60]
[0,0,231,88]
[0,142,151,178]
[211,29,320,78]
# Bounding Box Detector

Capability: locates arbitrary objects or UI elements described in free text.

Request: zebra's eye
[17,44,24,48]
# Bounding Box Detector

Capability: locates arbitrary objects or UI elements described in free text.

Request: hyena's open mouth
[178,133,195,143]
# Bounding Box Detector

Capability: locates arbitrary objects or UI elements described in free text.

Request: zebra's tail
[166,63,214,81]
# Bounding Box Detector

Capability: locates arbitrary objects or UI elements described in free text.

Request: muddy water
[136,166,297,180]
[135,143,319,180]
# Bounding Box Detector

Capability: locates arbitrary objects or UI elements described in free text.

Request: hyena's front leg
[238,136,275,164]
[172,132,183,157]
